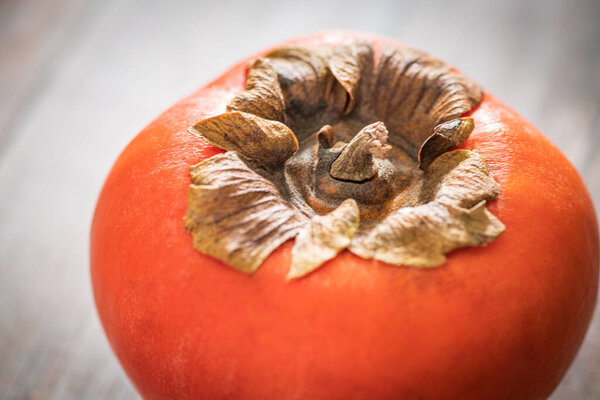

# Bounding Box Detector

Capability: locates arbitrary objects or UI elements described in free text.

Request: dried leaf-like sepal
[184,152,306,274]
[288,199,360,279]
[418,118,474,169]
[327,41,374,114]
[372,47,483,158]
[190,111,298,167]
[227,59,285,122]
[264,41,373,119]
[424,149,500,207]
[350,150,504,267]
[350,201,504,267]
[265,46,344,115]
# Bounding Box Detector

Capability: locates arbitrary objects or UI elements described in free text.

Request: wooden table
[1,0,599,398]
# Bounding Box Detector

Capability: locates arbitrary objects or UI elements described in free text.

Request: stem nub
[329,121,391,182]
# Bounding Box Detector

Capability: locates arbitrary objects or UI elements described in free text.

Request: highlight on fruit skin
[185,39,504,278]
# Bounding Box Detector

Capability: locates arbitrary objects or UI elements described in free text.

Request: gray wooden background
[1,0,599,398]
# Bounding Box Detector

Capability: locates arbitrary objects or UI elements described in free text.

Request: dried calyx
[184,40,505,279]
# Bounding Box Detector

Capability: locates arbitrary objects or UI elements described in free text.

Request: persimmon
[91,32,599,400]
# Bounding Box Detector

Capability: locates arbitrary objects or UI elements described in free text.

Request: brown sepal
[350,150,504,267]
[328,41,374,114]
[418,118,475,169]
[372,46,483,158]
[190,111,298,167]
[227,58,285,122]
[288,199,360,279]
[184,152,307,274]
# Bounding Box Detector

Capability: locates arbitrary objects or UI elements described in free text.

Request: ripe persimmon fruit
[91,32,598,400]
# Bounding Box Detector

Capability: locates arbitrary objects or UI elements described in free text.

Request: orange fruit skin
[91,33,599,400]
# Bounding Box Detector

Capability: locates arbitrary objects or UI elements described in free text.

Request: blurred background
[1,0,599,398]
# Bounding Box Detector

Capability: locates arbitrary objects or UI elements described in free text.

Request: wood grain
[0,0,598,399]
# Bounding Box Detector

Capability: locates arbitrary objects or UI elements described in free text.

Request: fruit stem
[329,121,391,182]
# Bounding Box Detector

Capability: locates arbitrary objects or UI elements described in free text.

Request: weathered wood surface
[1,0,599,398]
